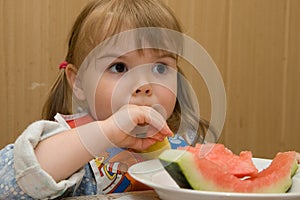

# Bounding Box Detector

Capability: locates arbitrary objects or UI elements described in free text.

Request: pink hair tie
[59,61,68,69]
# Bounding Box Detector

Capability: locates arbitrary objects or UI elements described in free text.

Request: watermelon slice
[179,143,258,177]
[135,137,171,159]
[159,148,298,193]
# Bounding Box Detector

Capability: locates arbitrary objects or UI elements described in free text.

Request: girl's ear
[65,64,86,101]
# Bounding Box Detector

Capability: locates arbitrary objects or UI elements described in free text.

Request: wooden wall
[1,0,299,158]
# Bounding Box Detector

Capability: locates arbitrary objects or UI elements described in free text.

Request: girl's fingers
[139,106,173,137]
[107,104,173,150]
[145,127,172,141]
[112,104,172,137]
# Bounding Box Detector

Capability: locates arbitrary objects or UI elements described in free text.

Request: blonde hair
[42,0,212,144]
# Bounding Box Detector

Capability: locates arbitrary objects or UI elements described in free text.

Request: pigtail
[42,71,71,120]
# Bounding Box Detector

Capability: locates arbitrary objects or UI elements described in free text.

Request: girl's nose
[133,84,153,96]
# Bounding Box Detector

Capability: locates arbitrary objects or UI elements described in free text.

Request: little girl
[0,0,210,199]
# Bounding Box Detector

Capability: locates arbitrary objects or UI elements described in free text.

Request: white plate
[128,158,300,200]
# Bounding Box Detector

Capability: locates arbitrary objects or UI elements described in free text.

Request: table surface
[63,190,160,200]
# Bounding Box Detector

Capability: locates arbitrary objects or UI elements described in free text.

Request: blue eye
[153,63,168,74]
[109,63,127,73]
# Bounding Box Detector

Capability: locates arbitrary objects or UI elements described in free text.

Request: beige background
[0,0,299,158]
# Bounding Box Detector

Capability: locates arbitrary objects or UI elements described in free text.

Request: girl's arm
[12,120,87,199]
[35,105,172,182]
[34,128,93,182]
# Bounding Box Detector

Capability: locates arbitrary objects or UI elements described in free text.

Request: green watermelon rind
[291,162,299,177]
[159,149,224,191]
[159,149,298,193]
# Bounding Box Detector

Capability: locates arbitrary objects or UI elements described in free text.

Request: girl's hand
[102,104,173,151]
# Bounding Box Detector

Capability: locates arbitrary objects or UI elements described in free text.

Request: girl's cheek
[93,79,115,120]
[160,89,176,118]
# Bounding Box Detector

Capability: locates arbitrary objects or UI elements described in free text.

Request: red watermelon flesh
[159,149,299,193]
[248,151,299,192]
[193,151,298,192]
[179,143,258,177]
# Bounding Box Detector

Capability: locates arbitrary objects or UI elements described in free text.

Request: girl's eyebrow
[158,52,177,60]
[97,51,177,60]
